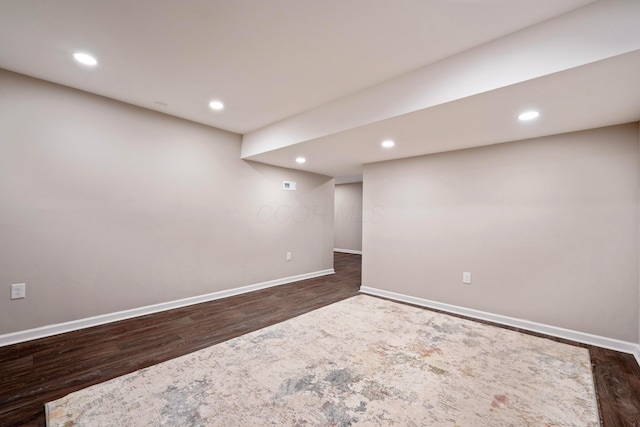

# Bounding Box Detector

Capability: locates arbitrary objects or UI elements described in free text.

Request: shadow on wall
[244,160,335,224]
[334,182,367,252]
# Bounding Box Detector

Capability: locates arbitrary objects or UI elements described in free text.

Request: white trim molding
[0,269,335,348]
[334,248,363,255]
[360,286,640,366]
[633,346,640,367]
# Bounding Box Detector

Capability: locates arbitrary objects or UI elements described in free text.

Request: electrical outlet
[462,272,471,284]
[286,252,292,261]
[11,283,26,300]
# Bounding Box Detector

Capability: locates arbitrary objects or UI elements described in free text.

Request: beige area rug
[46,295,599,426]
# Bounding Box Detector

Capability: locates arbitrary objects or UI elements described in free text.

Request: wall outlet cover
[11,283,26,299]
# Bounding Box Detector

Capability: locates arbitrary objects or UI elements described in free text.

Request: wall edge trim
[0,269,335,347]
[360,286,640,361]
[333,248,363,255]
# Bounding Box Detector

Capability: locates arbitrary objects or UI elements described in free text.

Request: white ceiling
[2,0,639,180]
[250,49,640,178]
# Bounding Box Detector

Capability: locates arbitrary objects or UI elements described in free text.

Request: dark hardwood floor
[1,252,639,426]
[592,347,640,426]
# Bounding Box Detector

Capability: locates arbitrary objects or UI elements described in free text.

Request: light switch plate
[462,272,471,284]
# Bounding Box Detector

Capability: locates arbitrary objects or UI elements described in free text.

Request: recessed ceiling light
[518,111,540,121]
[73,52,97,66]
[295,157,306,164]
[381,140,395,148]
[209,100,224,111]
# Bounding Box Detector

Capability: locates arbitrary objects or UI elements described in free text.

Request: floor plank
[0,253,638,426]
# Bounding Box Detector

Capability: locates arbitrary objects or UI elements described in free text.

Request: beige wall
[0,69,334,335]
[334,183,363,252]
[363,124,640,343]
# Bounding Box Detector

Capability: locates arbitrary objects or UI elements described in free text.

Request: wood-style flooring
[0,252,638,426]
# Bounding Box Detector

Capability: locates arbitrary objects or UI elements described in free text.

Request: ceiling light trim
[209,100,224,111]
[73,52,97,66]
[518,110,540,121]
[381,140,395,148]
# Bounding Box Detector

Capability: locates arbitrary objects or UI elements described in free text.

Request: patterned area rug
[46,295,599,426]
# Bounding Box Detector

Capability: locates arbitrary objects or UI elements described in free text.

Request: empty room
[1,1,640,425]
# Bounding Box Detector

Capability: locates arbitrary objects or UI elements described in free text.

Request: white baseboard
[360,286,640,366]
[0,269,335,348]
[633,346,640,367]
[334,248,363,255]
